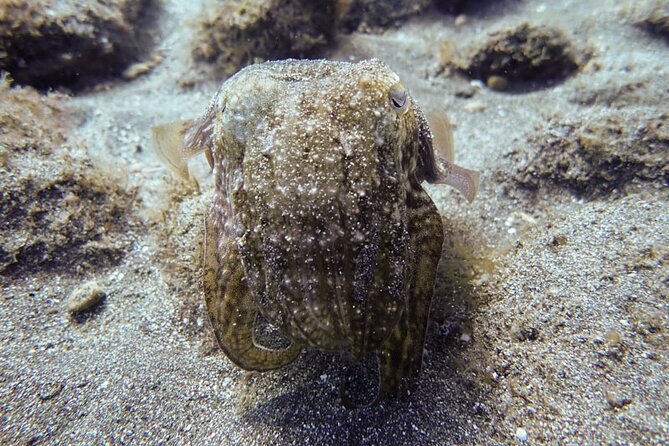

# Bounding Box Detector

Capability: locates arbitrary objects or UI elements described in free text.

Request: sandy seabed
[1,0,668,444]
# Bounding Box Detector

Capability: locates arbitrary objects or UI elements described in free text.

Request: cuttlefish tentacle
[204,210,302,371]
[376,185,444,401]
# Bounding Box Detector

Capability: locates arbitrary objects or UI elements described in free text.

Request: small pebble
[604,330,622,349]
[463,101,487,112]
[454,85,477,98]
[605,390,631,409]
[38,382,63,401]
[122,53,163,80]
[487,75,509,91]
[67,280,106,315]
[454,14,468,26]
[515,427,528,442]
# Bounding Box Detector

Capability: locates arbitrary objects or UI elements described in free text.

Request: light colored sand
[1,0,667,444]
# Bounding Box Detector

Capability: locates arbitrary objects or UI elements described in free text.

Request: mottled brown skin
[191,59,446,405]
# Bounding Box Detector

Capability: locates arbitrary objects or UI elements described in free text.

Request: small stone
[38,382,63,401]
[604,330,622,349]
[605,390,631,409]
[454,14,468,26]
[454,85,478,98]
[438,40,458,67]
[463,101,487,112]
[122,53,164,80]
[67,280,106,315]
[515,427,528,442]
[487,75,509,91]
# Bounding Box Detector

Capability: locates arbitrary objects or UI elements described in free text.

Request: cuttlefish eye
[389,84,409,113]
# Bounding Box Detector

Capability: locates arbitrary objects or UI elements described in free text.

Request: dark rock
[0,0,159,90]
[457,23,585,91]
[337,0,432,33]
[435,0,512,15]
[636,2,669,40]
[193,0,336,76]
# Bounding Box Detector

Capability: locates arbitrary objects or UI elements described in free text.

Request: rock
[507,112,669,198]
[456,23,585,90]
[454,84,479,98]
[337,0,432,32]
[548,234,569,252]
[511,322,538,342]
[463,101,487,112]
[635,2,669,40]
[0,79,135,276]
[605,390,631,409]
[37,382,63,401]
[515,427,528,442]
[0,0,158,90]
[486,75,508,91]
[67,280,106,315]
[435,0,495,15]
[193,0,336,76]
[454,14,468,26]
[122,53,163,80]
[569,81,650,108]
[604,330,622,349]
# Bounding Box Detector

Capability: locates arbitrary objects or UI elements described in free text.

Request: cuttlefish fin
[151,105,216,179]
[426,110,454,163]
[418,108,481,203]
[432,162,480,203]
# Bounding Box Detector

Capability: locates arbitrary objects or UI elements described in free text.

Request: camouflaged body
[218,60,423,352]
[188,59,452,405]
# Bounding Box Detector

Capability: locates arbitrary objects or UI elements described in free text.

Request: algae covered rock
[0,0,157,90]
[457,23,585,90]
[508,112,669,198]
[193,0,336,76]
[337,0,432,32]
[0,79,136,276]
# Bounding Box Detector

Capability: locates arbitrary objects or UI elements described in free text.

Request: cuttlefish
[153,59,479,406]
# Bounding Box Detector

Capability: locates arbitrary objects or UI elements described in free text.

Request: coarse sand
[1,0,667,444]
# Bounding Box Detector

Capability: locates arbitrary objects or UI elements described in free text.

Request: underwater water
[1,0,667,444]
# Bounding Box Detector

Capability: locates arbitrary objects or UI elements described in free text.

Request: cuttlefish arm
[416,108,480,203]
